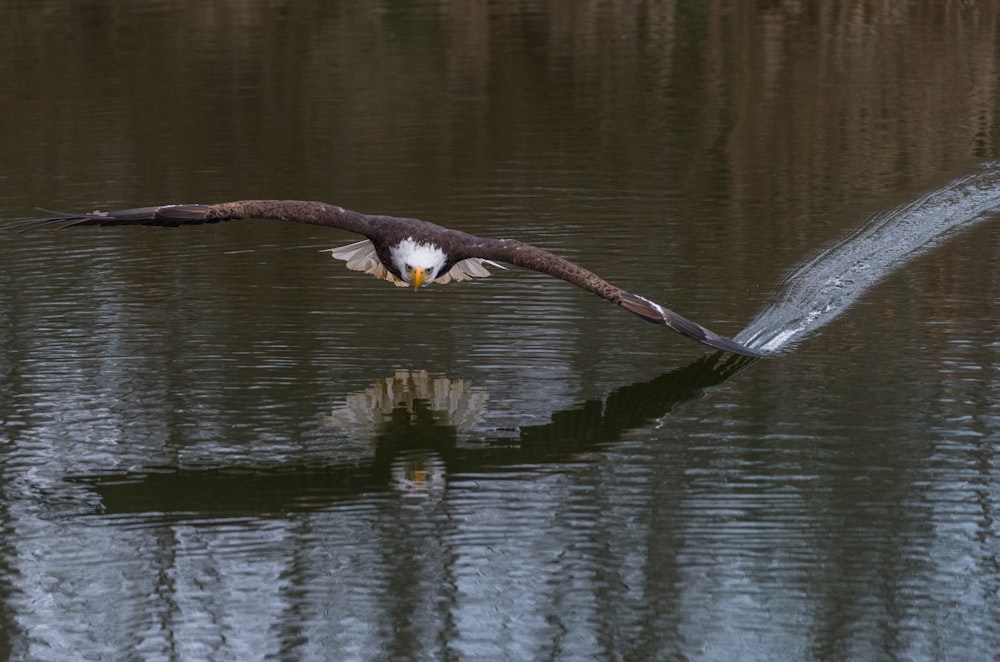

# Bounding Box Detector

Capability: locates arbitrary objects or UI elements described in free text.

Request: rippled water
[2,2,1000,661]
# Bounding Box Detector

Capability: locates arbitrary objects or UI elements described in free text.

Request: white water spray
[738,163,1000,353]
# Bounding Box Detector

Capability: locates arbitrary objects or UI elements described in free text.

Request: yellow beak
[411,267,428,292]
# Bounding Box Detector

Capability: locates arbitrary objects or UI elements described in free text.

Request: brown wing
[454,237,765,358]
[22,200,377,235]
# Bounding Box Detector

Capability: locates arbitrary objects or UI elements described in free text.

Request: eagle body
[22,200,764,358]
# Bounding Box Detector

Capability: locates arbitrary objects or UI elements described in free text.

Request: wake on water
[737,162,1000,354]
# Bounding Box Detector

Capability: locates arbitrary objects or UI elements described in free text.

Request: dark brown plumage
[22,200,764,357]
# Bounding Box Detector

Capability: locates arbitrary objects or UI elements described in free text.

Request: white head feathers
[391,238,447,285]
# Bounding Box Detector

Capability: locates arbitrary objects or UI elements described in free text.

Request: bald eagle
[24,200,764,358]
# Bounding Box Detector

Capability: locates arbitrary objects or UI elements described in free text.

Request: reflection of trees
[7,1,998,215]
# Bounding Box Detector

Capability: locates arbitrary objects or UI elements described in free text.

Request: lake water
[1,2,999,660]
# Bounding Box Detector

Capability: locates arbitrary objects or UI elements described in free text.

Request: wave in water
[738,163,1000,354]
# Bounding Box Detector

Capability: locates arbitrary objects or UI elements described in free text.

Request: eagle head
[391,238,448,292]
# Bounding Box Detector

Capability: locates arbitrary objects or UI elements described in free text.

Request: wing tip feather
[620,292,766,358]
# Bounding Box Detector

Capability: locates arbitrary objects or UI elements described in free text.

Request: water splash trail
[738,163,1000,354]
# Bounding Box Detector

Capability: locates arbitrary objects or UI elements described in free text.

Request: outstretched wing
[22,200,377,235]
[454,236,765,358]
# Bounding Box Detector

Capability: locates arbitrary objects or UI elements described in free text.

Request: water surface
[2,2,999,660]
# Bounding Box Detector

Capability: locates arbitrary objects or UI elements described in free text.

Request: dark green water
[2,2,999,660]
